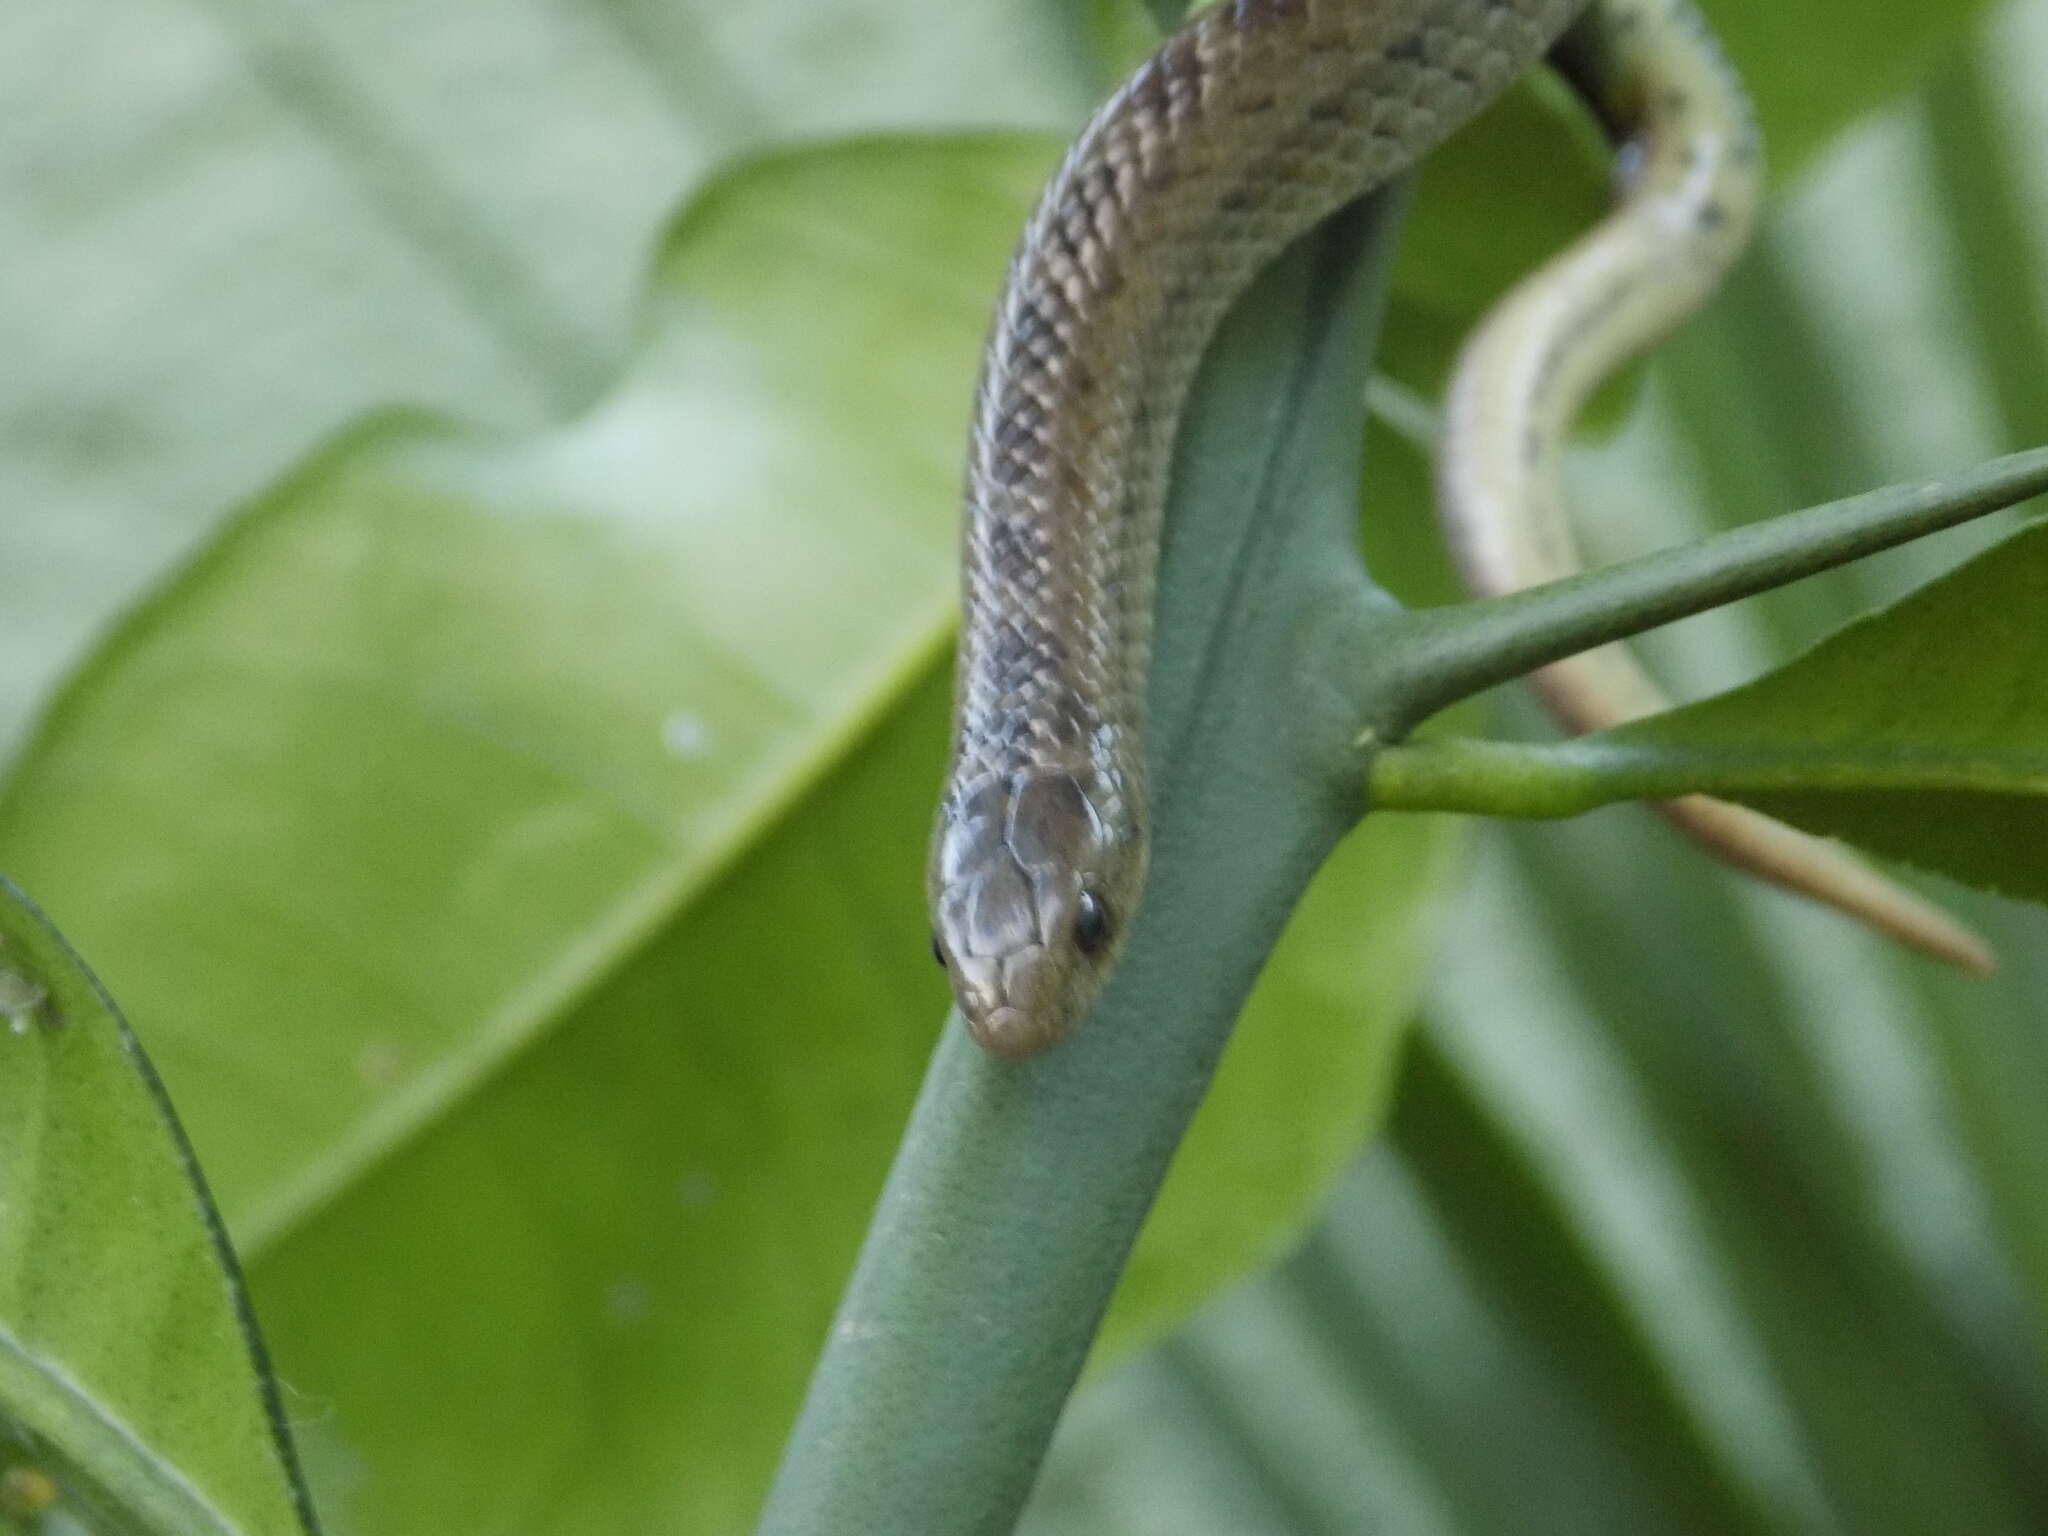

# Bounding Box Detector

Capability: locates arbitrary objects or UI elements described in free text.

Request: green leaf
[0,135,1054,1239]
[0,0,1102,754]
[0,879,314,1536]
[1608,518,2048,901]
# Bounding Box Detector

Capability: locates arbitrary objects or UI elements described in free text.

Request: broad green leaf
[1594,519,2048,902]
[0,0,1102,753]
[0,135,1054,1236]
[0,879,313,1536]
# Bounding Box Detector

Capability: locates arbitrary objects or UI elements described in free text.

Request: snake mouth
[971,1005,1057,1059]
[948,943,1076,1058]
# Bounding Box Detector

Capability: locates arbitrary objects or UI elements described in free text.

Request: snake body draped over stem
[930,0,1987,1058]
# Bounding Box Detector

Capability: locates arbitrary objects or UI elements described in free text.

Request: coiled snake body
[930,0,1987,1058]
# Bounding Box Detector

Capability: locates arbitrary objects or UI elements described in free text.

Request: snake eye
[930,931,948,970]
[1073,890,1113,956]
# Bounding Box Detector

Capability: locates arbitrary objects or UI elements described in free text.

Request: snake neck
[958,0,1589,775]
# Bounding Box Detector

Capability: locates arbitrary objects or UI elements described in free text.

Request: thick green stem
[755,189,1406,1535]
[1365,444,2048,738]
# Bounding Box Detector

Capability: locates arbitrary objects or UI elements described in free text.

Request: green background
[2,0,2044,1531]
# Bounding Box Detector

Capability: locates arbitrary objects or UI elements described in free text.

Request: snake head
[928,765,1145,1057]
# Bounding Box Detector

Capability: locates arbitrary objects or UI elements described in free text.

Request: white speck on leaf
[0,965,49,1036]
[662,712,715,758]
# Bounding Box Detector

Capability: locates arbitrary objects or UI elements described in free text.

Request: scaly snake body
[931,0,1986,1057]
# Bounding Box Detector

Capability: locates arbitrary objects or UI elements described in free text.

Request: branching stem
[1361,446,2048,738]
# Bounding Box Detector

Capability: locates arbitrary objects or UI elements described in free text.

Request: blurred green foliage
[0,0,2040,1532]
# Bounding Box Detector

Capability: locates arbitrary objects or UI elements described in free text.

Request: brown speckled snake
[931,0,1990,1059]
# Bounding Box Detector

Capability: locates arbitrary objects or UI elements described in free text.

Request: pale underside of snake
[930,0,1991,1059]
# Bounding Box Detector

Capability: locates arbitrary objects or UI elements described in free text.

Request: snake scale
[929,0,1989,1058]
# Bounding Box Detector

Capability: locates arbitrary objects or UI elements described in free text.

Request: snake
[929,0,1990,1059]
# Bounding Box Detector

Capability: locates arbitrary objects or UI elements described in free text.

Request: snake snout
[949,942,1066,1054]
[972,1002,1062,1058]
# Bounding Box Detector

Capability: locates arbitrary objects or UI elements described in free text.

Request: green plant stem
[1372,735,1798,817]
[1364,444,2048,738]
[1373,729,2048,819]
[756,186,1407,1536]
[1371,735,1666,816]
